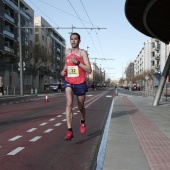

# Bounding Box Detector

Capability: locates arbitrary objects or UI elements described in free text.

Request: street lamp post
[87,46,89,56]
[18,0,24,95]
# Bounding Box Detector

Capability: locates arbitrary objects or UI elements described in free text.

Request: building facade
[34,16,66,86]
[0,0,34,92]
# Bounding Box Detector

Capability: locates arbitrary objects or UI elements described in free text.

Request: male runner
[61,32,92,140]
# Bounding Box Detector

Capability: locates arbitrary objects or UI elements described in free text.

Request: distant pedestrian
[58,80,62,93]
[0,76,4,95]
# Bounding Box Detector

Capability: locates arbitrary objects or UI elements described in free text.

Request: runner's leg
[65,87,74,128]
[77,95,86,121]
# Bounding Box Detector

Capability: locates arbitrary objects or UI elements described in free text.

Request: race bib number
[68,66,79,77]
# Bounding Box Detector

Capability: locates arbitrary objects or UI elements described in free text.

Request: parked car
[49,83,58,91]
[49,83,65,92]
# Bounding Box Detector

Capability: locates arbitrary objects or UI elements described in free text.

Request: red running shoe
[65,131,74,140]
[80,123,86,134]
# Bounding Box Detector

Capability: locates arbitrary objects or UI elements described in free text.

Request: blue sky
[25,0,150,80]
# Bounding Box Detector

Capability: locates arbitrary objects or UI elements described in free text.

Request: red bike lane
[0,89,114,170]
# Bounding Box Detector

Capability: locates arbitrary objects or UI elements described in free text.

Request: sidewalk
[103,93,170,170]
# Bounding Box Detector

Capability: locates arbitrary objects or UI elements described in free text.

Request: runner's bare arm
[81,50,92,74]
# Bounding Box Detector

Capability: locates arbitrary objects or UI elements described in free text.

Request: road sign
[18,62,25,68]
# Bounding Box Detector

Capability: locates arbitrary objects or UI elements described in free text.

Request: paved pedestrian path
[103,93,170,170]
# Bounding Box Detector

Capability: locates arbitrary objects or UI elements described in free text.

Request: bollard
[31,88,34,95]
[35,88,38,95]
[115,88,118,96]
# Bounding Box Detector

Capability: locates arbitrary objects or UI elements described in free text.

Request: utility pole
[18,0,23,96]
[87,46,89,56]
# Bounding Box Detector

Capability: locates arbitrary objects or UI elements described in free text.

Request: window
[42,25,44,31]
[29,40,33,46]
[35,34,39,42]
[29,28,33,34]
[151,42,155,48]
[151,52,155,57]
[35,26,39,32]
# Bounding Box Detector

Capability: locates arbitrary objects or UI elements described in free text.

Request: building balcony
[4,46,14,53]
[4,13,14,23]
[3,30,14,39]
[4,0,30,20]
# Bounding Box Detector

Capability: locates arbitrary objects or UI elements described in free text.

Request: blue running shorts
[64,81,87,96]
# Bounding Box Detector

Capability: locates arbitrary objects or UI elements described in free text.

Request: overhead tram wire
[36,0,101,28]
[26,0,106,35]
[79,0,114,71]
[79,0,105,57]
[67,0,100,57]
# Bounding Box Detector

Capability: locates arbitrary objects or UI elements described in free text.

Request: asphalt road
[0,88,114,170]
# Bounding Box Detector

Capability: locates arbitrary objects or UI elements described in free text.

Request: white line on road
[9,135,22,141]
[29,136,42,142]
[44,129,53,133]
[39,122,47,126]
[62,119,66,121]
[73,112,77,115]
[62,112,66,114]
[57,115,62,117]
[106,95,112,97]
[49,118,56,121]
[54,123,62,126]
[27,128,37,132]
[7,147,25,155]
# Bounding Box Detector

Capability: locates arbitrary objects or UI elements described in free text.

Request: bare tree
[25,43,53,87]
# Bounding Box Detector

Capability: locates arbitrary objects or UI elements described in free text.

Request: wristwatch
[76,61,80,65]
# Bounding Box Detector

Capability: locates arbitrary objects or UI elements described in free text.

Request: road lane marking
[39,122,47,126]
[29,136,42,142]
[49,118,55,121]
[56,115,62,117]
[54,123,62,126]
[9,135,22,141]
[44,129,53,133]
[73,112,77,115]
[62,119,66,121]
[106,95,112,97]
[7,147,25,155]
[27,128,37,132]
[96,98,115,170]
[63,112,66,114]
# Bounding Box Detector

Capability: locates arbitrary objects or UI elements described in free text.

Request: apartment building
[134,48,144,75]
[0,0,34,90]
[34,16,66,85]
[132,38,170,85]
